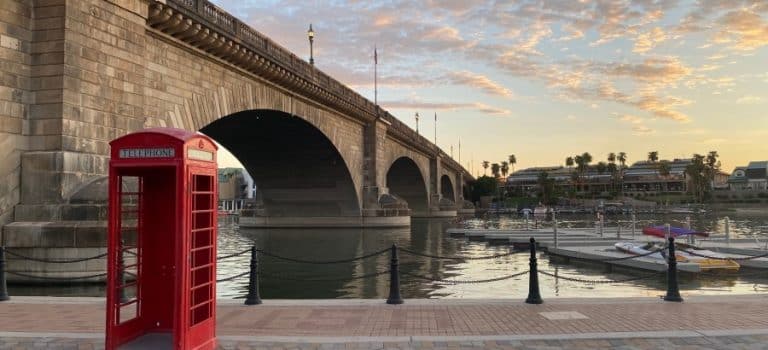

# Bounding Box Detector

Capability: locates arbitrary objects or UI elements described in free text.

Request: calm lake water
[9,210,768,299]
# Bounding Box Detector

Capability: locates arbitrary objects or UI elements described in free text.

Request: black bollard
[386,244,403,305]
[244,246,262,305]
[0,247,9,301]
[525,237,543,304]
[663,237,683,302]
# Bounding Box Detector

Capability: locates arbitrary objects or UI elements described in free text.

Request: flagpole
[434,112,437,146]
[458,138,461,163]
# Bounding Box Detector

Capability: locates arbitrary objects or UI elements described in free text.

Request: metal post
[553,211,558,249]
[525,214,529,231]
[599,215,604,237]
[525,237,543,304]
[0,247,9,301]
[617,221,621,240]
[685,216,693,244]
[663,237,683,302]
[245,246,262,305]
[386,244,403,304]
[631,213,636,239]
[725,216,730,245]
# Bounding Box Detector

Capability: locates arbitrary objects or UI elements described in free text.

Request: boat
[533,204,548,217]
[614,241,685,261]
[614,241,740,272]
[674,243,740,272]
[642,225,709,238]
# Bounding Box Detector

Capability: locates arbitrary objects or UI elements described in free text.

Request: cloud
[633,125,654,134]
[736,95,764,104]
[633,27,667,53]
[620,114,644,124]
[381,100,511,116]
[446,71,513,97]
[603,58,691,85]
[716,9,768,50]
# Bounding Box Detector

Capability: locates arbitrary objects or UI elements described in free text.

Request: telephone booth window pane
[189,174,214,327]
[116,176,142,325]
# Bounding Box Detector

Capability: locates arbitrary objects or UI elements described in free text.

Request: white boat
[614,242,739,272]
[533,205,548,217]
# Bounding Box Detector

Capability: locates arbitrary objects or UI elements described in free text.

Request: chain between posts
[6,271,108,281]
[216,270,250,283]
[402,270,529,285]
[3,250,107,264]
[216,248,252,261]
[399,248,519,260]
[256,247,390,264]
[260,270,390,282]
[538,269,665,284]
[679,249,768,261]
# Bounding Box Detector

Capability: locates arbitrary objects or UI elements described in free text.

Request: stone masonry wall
[0,0,33,226]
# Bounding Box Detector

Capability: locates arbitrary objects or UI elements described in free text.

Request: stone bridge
[0,0,474,237]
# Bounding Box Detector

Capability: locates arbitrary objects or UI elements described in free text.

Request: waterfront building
[728,161,768,191]
[622,159,690,194]
[218,168,255,212]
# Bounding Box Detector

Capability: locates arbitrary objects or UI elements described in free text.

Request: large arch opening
[386,157,428,216]
[440,175,455,203]
[200,110,360,219]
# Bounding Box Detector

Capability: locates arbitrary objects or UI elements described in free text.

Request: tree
[537,171,556,205]
[706,151,720,191]
[596,161,607,174]
[658,160,671,192]
[685,154,707,202]
[508,154,517,173]
[501,161,509,177]
[482,161,489,175]
[607,153,618,193]
[470,176,498,202]
[491,163,501,178]
[607,152,616,164]
[648,151,659,163]
[565,156,574,168]
[617,152,627,196]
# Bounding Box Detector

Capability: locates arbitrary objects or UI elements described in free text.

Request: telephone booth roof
[109,127,218,162]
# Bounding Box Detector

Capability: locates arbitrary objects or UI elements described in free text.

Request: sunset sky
[210,0,768,175]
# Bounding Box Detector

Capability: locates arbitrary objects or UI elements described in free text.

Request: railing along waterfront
[3,235,767,303]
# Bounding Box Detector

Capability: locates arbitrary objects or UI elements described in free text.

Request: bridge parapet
[153,0,472,181]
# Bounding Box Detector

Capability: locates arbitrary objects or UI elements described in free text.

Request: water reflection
[215,212,768,299]
[9,212,768,299]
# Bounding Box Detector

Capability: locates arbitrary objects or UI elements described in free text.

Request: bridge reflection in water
[8,215,768,298]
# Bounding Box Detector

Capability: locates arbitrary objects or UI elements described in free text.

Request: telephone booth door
[106,128,218,350]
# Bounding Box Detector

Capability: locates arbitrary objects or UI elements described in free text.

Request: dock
[446,227,768,272]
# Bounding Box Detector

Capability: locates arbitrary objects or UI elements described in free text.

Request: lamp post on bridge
[307,24,315,65]
[415,112,420,134]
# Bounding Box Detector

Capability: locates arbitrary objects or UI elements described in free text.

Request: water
[9,211,768,299]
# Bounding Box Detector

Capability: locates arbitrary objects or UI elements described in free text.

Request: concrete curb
[3,329,768,343]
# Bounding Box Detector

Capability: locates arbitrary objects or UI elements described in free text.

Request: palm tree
[658,160,671,192]
[607,153,617,193]
[500,161,509,177]
[596,161,607,174]
[617,152,627,196]
[482,161,489,176]
[706,150,720,191]
[565,156,574,168]
[491,163,501,178]
[508,154,517,173]
[648,151,659,163]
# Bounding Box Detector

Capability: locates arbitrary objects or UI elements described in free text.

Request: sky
[209,0,768,176]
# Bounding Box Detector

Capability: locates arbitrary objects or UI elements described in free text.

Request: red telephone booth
[106,128,218,350]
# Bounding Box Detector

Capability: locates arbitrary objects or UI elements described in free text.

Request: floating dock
[446,227,768,272]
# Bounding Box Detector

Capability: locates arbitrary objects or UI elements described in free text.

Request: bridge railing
[160,0,471,179]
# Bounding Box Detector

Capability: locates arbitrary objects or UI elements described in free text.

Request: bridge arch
[440,174,455,203]
[201,110,361,217]
[386,157,429,216]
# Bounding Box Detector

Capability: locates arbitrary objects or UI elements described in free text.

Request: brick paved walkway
[1,296,768,349]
